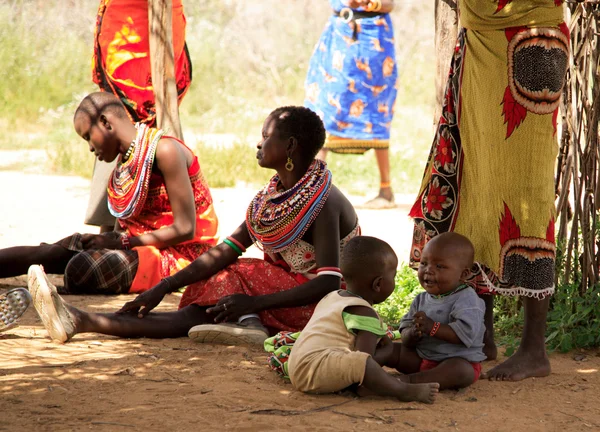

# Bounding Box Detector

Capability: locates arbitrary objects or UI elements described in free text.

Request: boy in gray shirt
[378,232,485,389]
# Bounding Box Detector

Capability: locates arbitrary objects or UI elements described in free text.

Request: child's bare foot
[397,380,439,404]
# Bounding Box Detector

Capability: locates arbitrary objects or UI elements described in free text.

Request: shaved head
[425,232,474,269]
[74,92,129,125]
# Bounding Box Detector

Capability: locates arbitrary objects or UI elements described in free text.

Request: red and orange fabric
[92,0,192,124]
[180,257,314,333]
[120,147,218,293]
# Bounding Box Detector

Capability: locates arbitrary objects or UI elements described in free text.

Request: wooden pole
[433,0,458,124]
[148,0,183,140]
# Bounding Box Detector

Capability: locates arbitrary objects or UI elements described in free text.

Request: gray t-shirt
[399,287,486,363]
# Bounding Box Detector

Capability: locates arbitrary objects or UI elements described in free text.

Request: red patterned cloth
[179,258,314,333]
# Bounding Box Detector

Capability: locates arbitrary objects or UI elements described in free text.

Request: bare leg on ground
[359,357,439,403]
[483,296,551,381]
[0,244,74,278]
[400,358,476,390]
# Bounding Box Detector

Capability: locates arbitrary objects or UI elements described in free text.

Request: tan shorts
[289,349,370,394]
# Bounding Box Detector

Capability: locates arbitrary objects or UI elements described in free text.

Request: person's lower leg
[480,294,497,360]
[71,304,211,339]
[0,245,73,278]
[374,149,393,201]
[360,358,438,403]
[484,296,551,381]
[403,358,475,390]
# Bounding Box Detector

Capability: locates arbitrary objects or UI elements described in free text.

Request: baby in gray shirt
[376,232,485,390]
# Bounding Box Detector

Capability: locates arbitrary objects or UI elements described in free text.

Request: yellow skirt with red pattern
[409,21,569,299]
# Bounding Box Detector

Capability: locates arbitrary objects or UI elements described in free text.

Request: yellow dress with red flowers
[409,0,568,298]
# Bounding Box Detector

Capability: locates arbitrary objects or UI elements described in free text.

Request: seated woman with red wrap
[28,106,360,345]
[0,92,218,297]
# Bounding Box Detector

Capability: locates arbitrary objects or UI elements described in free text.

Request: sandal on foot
[0,288,32,332]
[28,265,75,343]
[356,196,397,210]
[188,323,269,346]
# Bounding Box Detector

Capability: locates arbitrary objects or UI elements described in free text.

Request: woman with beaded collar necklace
[28,105,360,345]
[0,92,218,300]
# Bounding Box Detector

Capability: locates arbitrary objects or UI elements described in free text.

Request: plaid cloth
[58,233,139,294]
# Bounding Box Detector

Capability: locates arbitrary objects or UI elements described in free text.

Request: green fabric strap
[342,312,387,336]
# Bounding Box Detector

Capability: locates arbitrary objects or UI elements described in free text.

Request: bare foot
[397,381,439,404]
[482,348,550,381]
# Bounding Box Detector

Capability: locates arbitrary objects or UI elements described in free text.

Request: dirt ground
[1,165,600,431]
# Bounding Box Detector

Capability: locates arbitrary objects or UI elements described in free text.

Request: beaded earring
[285,157,294,171]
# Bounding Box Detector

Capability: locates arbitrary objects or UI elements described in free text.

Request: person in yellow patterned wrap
[409,0,569,381]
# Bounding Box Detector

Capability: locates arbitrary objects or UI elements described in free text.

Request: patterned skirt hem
[476,264,555,299]
[325,138,389,154]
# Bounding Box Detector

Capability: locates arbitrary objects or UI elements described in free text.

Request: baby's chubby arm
[413,311,463,345]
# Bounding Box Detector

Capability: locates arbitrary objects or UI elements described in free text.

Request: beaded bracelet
[223,238,243,256]
[429,321,441,337]
[226,236,246,253]
[316,267,343,278]
[316,266,342,273]
[121,235,131,250]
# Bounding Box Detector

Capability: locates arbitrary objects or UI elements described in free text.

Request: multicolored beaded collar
[246,159,332,253]
[108,123,164,219]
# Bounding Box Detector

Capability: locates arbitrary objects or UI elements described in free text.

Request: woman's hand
[116,282,170,318]
[206,294,259,323]
[81,234,122,250]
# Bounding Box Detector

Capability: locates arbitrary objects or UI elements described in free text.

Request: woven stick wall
[555,1,600,290]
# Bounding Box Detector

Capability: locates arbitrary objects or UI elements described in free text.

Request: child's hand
[401,326,422,347]
[413,311,435,335]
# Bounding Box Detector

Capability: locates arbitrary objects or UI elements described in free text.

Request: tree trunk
[148,0,183,140]
[433,0,458,124]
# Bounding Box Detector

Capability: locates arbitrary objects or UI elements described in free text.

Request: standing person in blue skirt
[305,0,398,209]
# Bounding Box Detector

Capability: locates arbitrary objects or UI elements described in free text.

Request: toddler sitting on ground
[383,232,486,389]
[287,236,439,404]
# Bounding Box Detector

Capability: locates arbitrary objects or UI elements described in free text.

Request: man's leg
[483,296,551,381]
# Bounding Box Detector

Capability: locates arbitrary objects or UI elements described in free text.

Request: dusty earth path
[1,167,599,432]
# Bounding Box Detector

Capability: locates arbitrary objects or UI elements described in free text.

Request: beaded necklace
[107,123,164,219]
[431,284,469,299]
[246,159,332,253]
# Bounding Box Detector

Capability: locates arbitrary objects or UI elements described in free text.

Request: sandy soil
[1,166,600,431]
